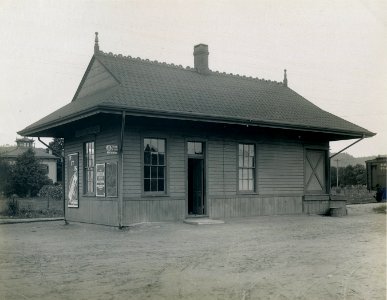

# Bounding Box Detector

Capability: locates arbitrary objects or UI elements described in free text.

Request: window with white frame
[144,138,166,192]
[84,141,95,194]
[238,143,255,192]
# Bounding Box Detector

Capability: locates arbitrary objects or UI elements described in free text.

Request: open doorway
[187,141,205,216]
[188,158,204,215]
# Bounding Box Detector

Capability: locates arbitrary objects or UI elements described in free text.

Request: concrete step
[184,218,225,225]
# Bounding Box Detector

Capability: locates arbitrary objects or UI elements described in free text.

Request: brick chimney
[193,44,209,74]
[94,32,99,54]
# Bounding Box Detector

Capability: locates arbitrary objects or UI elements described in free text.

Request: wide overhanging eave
[18,105,375,140]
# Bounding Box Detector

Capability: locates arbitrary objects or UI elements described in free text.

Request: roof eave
[18,105,375,140]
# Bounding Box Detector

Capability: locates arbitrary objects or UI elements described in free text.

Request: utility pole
[335,159,339,188]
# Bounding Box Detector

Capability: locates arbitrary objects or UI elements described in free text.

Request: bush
[373,205,386,214]
[38,184,63,201]
[7,197,19,216]
[5,148,52,197]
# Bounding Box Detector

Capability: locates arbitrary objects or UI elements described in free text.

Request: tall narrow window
[84,141,95,194]
[238,144,255,192]
[144,138,166,192]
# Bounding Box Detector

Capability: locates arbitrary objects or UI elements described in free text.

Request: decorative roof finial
[283,69,288,87]
[94,32,99,54]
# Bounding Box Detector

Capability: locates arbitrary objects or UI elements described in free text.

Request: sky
[0,0,386,157]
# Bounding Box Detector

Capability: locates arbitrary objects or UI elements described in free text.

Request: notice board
[67,153,79,208]
[106,162,118,197]
[96,163,106,197]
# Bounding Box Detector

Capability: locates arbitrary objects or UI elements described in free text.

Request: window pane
[244,144,249,157]
[158,153,165,165]
[239,155,243,168]
[151,153,158,165]
[144,179,150,191]
[158,166,164,179]
[144,138,166,192]
[144,152,150,165]
[158,140,165,153]
[144,139,151,151]
[158,179,164,191]
[151,179,157,191]
[248,157,253,168]
[87,169,94,192]
[249,144,254,157]
[144,166,150,178]
[248,169,253,180]
[188,142,195,155]
[238,144,256,192]
[150,139,158,152]
[242,180,248,190]
[248,179,254,191]
[151,166,157,178]
[195,142,202,154]
[244,155,248,168]
[243,169,248,180]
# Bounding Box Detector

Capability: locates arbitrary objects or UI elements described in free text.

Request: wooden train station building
[19,34,374,226]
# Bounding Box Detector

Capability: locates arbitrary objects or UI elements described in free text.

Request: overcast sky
[1,0,386,157]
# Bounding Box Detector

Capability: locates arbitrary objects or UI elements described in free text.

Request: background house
[19,36,375,226]
[0,137,58,183]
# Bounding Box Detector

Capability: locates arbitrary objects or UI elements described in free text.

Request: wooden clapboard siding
[63,116,332,226]
[168,136,185,198]
[123,129,142,198]
[257,143,304,194]
[208,195,302,219]
[223,141,237,195]
[76,60,118,100]
[64,130,119,226]
[303,194,330,215]
[121,127,186,224]
[207,140,225,196]
[122,198,185,225]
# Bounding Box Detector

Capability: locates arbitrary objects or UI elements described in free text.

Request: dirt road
[0,203,385,299]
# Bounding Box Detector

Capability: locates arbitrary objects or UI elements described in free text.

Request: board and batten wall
[64,119,330,226]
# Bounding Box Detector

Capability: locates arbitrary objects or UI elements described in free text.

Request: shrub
[7,197,19,216]
[373,205,386,214]
[5,149,52,197]
[38,184,63,201]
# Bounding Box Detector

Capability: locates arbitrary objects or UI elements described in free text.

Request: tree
[5,148,52,197]
[330,164,367,187]
[49,138,64,182]
[353,164,366,185]
[48,138,64,157]
[0,157,11,194]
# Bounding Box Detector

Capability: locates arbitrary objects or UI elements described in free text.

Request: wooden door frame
[304,147,329,194]
[185,140,207,217]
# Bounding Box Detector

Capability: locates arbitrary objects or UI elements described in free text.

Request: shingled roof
[19,40,374,139]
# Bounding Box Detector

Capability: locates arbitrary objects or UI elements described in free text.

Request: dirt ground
[0,203,385,300]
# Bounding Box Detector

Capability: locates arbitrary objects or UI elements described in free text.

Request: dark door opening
[188,158,204,215]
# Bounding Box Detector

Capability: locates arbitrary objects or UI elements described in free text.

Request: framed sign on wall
[67,153,79,208]
[96,163,106,197]
[106,162,118,197]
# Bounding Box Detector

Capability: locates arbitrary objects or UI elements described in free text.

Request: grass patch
[373,204,387,214]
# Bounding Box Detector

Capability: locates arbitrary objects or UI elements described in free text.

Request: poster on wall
[106,162,118,197]
[96,163,106,197]
[67,153,79,208]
